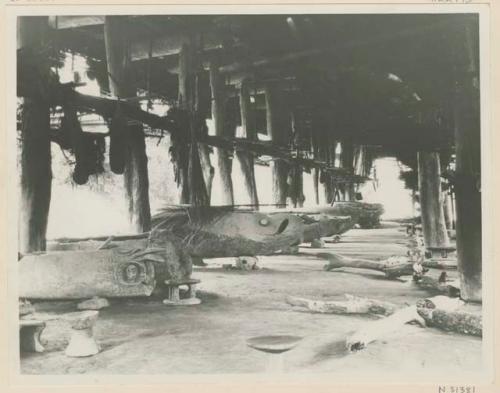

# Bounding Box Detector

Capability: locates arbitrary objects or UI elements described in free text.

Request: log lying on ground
[414,274,461,297]
[421,259,457,270]
[320,252,414,279]
[416,299,482,337]
[270,202,384,229]
[286,294,396,316]
[346,296,464,351]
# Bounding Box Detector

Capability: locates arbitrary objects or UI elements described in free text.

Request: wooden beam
[417,151,449,249]
[219,19,458,75]
[235,78,259,206]
[104,16,151,233]
[131,31,223,61]
[48,16,105,30]
[210,59,234,205]
[264,82,291,207]
[18,16,52,254]
[454,22,481,302]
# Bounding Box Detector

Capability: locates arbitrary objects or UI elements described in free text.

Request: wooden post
[289,111,305,208]
[174,43,192,204]
[175,44,210,206]
[235,78,259,206]
[194,69,214,202]
[443,191,453,230]
[417,151,449,248]
[18,16,52,254]
[209,59,234,205]
[312,168,320,205]
[325,138,337,204]
[453,22,481,302]
[341,141,355,201]
[104,16,151,232]
[264,82,290,207]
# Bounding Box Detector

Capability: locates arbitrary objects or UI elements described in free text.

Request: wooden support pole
[104,16,151,232]
[453,22,482,302]
[194,66,214,202]
[289,111,305,208]
[417,151,449,248]
[324,137,337,204]
[235,79,259,206]
[174,43,193,204]
[312,168,320,205]
[18,16,52,254]
[264,82,290,207]
[177,44,210,206]
[443,191,453,230]
[210,59,234,205]
[341,141,355,201]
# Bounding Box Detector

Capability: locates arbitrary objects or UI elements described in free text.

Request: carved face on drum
[124,263,140,283]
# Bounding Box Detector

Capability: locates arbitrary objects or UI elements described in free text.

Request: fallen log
[346,296,464,351]
[416,299,482,337]
[320,253,414,279]
[268,202,384,229]
[414,274,461,297]
[286,294,396,316]
[421,259,457,270]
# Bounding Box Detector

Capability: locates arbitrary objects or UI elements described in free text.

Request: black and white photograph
[5,2,496,388]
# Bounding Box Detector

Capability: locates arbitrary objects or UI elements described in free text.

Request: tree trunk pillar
[443,191,453,230]
[235,78,259,207]
[209,60,234,205]
[264,83,290,207]
[104,16,151,232]
[417,151,450,249]
[341,141,355,201]
[453,22,482,302]
[18,16,52,254]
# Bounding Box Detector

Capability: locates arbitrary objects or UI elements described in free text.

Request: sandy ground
[21,222,483,378]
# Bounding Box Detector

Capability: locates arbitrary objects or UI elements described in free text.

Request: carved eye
[259,218,270,226]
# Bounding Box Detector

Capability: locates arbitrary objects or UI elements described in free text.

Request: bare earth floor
[21,222,483,378]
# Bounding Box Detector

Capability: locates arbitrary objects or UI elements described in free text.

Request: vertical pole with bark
[175,43,193,204]
[209,59,234,205]
[453,21,482,302]
[104,16,151,232]
[417,151,449,248]
[235,78,259,206]
[289,110,305,207]
[340,141,355,201]
[443,191,453,230]
[264,82,290,207]
[18,16,52,254]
